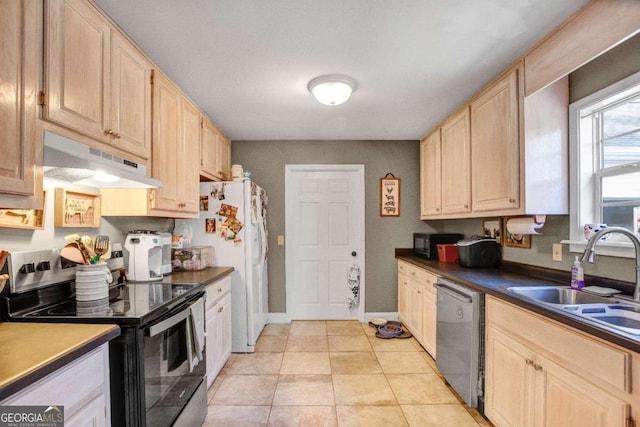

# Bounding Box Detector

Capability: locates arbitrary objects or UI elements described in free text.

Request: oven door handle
[146,306,191,337]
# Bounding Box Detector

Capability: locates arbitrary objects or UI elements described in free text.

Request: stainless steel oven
[143,295,207,427]
[1,247,208,427]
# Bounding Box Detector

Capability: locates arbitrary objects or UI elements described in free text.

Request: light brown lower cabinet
[485,296,634,427]
[397,260,438,358]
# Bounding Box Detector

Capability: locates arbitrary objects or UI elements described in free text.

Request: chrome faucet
[580,226,640,301]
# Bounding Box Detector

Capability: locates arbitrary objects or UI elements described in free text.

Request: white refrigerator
[175,180,268,353]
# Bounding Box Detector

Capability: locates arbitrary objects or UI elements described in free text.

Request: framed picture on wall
[380,173,400,217]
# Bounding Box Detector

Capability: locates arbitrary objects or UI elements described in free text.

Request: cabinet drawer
[2,345,107,412]
[206,275,231,308]
[398,260,410,275]
[486,296,631,393]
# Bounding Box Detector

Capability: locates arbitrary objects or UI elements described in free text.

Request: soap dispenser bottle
[571,256,585,289]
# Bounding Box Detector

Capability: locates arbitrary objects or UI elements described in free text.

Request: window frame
[567,69,640,258]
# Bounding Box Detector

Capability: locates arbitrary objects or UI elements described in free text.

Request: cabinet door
[0,0,42,208]
[45,0,110,141]
[420,131,441,218]
[110,31,151,159]
[397,270,409,325]
[421,286,437,357]
[217,133,231,181]
[65,394,107,427]
[179,98,201,214]
[218,293,232,373]
[485,326,536,427]
[539,356,629,427]
[441,108,471,214]
[200,116,219,179]
[470,69,520,212]
[151,72,180,211]
[205,304,218,389]
[408,280,423,337]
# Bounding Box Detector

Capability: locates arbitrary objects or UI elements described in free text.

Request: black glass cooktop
[3,281,203,326]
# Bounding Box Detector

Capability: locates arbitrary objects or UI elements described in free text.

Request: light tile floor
[203,320,493,427]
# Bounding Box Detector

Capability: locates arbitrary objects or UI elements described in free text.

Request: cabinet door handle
[509,198,516,204]
[217,307,224,312]
[104,129,113,136]
[533,363,543,372]
[218,288,222,293]
[525,359,534,366]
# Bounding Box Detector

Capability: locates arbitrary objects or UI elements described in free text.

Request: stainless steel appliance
[413,233,463,259]
[0,247,207,427]
[434,277,485,411]
[124,230,164,281]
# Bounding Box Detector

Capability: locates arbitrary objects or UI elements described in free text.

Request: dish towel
[187,297,206,372]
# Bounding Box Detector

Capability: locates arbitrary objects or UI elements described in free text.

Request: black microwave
[413,233,464,259]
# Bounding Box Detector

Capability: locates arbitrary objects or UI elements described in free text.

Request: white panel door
[286,165,365,320]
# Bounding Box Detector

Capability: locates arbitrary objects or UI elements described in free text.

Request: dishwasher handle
[434,283,473,304]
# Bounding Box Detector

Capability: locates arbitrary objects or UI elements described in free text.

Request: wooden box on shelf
[54,188,101,228]
[0,191,47,230]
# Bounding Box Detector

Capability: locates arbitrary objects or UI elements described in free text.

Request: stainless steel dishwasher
[434,277,485,411]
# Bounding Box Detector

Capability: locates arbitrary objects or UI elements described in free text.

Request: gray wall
[232,140,438,313]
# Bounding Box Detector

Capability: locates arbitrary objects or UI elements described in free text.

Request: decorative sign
[54,188,101,228]
[0,191,47,230]
[380,173,400,217]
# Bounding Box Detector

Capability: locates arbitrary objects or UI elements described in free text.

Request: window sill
[561,240,637,259]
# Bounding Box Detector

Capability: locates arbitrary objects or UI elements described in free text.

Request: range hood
[44,131,161,189]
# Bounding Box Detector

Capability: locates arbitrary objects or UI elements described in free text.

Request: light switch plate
[552,243,562,262]
[277,235,285,246]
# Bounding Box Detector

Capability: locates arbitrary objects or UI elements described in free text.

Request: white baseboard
[267,312,289,324]
[266,312,399,324]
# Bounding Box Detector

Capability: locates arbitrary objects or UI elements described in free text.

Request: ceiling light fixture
[308,74,357,106]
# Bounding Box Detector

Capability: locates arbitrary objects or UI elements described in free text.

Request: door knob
[351,251,357,257]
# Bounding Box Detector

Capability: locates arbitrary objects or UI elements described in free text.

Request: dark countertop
[0,323,120,401]
[157,267,234,286]
[396,253,640,353]
[128,266,234,287]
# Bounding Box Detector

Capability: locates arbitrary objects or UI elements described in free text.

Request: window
[569,71,640,257]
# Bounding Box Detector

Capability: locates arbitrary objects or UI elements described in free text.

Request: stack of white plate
[75,264,110,301]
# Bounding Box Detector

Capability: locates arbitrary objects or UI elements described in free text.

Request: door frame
[285,164,366,322]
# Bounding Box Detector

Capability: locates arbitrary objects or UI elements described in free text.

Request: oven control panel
[7,249,74,294]
[6,243,124,294]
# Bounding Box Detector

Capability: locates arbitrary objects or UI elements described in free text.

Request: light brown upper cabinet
[149,71,199,216]
[0,0,43,209]
[101,71,200,218]
[201,115,231,181]
[441,108,472,215]
[420,130,441,218]
[420,62,568,219]
[44,0,152,161]
[470,67,521,213]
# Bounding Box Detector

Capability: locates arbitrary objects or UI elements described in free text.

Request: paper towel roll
[506,217,545,235]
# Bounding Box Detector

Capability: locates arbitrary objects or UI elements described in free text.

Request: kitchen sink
[505,285,640,337]
[506,286,616,305]
[565,304,640,335]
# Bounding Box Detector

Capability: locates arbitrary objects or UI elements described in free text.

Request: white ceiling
[94,0,590,141]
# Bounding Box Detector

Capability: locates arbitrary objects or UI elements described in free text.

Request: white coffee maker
[124,231,163,282]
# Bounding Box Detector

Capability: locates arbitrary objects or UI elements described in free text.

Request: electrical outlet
[277,235,285,246]
[552,243,562,262]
